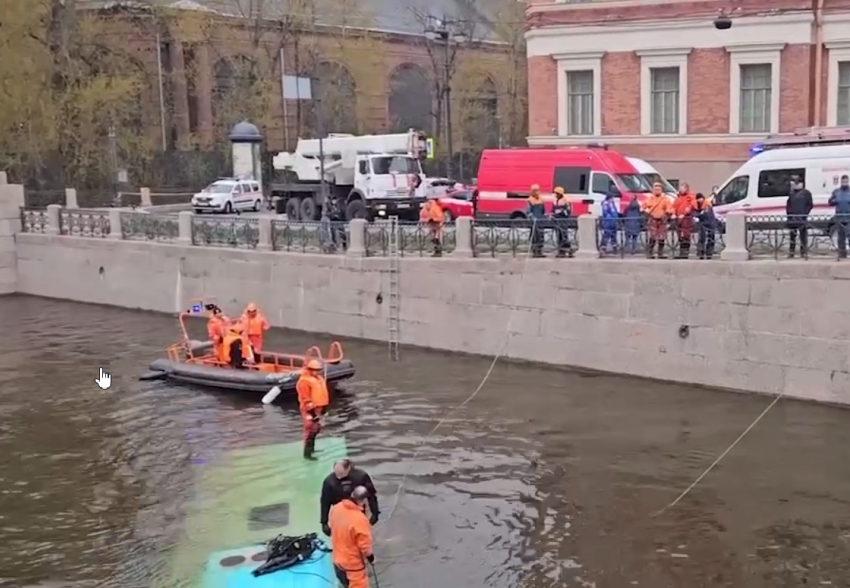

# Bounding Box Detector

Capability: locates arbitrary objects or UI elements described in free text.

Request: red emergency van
[475,146,652,218]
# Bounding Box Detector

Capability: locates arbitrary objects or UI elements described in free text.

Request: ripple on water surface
[0,295,849,588]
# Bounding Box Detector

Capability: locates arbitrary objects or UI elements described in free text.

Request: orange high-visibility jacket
[329,499,373,572]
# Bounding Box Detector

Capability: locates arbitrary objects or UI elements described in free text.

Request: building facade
[526,0,850,191]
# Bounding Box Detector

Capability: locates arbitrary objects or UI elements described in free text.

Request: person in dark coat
[622,197,642,254]
[786,175,813,258]
[320,459,379,536]
[829,174,850,258]
[694,193,717,260]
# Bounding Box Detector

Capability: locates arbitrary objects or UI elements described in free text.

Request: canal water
[1,295,849,588]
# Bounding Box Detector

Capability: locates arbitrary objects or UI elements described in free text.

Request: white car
[191,179,264,214]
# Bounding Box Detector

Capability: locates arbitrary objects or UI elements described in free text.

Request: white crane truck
[270,130,429,221]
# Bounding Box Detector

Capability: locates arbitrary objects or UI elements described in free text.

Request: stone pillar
[65,188,79,209]
[46,204,62,235]
[168,40,191,149]
[257,217,273,251]
[177,210,193,244]
[140,187,152,207]
[720,211,748,261]
[346,219,366,256]
[452,216,473,257]
[574,214,599,259]
[109,209,122,240]
[0,174,25,294]
[196,44,214,147]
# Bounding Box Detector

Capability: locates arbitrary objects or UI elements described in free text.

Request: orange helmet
[246,303,258,313]
[306,359,323,371]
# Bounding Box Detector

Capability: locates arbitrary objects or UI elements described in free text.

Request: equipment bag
[252,533,327,577]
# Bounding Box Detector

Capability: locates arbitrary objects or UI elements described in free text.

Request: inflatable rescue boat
[140,299,355,394]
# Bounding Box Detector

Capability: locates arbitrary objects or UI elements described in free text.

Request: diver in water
[329,485,375,588]
[320,459,379,536]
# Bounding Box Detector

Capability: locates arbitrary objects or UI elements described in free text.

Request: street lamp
[425,18,467,179]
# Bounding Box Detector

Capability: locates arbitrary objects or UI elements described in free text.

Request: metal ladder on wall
[387,216,400,361]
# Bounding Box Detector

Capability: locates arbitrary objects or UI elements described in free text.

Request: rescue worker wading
[240,302,269,353]
[219,323,254,369]
[420,196,445,257]
[296,358,330,460]
[206,305,229,360]
[320,459,380,537]
[526,184,546,257]
[329,486,374,588]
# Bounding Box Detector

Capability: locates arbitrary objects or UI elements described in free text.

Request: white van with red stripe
[713,145,850,216]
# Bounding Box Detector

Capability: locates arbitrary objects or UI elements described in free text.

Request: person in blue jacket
[622,196,642,254]
[829,174,850,258]
[599,191,620,253]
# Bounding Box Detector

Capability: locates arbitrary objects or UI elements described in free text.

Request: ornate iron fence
[471,219,578,258]
[121,212,180,242]
[192,217,259,249]
[365,221,458,257]
[596,217,726,259]
[59,209,110,237]
[20,208,49,233]
[272,219,348,253]
[745,214,839,259]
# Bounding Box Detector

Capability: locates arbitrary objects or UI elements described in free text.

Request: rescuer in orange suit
[296,358,330,460]
[329,485,375,588]
[419,195,445,257]
[240,302,269,353]
[219,323,254,369]
[206,305,229,359]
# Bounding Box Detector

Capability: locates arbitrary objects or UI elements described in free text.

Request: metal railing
[596,217,726,259]
[365,221,457,257]
[745,214,842,260]
[121,211,180,242]
[192,216,259,249]
[472,219,578,258]
[60,209,111,238]
[272,219,348,253]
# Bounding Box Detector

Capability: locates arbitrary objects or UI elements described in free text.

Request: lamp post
[425,18,467,179]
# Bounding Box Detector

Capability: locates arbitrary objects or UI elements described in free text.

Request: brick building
[83,0,524,166]
[526,0,850,192]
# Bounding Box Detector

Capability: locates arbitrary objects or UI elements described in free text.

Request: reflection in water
[0,295,849,588]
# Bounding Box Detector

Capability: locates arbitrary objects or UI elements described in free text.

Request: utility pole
[425,18,467,180]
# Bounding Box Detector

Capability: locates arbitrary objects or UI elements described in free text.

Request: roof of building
[81,0,501,40]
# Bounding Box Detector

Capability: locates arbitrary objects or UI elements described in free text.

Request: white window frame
[554,51,603,136]
[727,43,784,134]
[827,41,850,126]
[638,48,690,136]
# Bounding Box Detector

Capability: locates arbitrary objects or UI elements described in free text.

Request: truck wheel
[345,199,368,221]
[285,198,301,220]
[300,196,319,221]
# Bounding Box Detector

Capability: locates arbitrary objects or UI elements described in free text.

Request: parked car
[437,188,475,221]
[191,179,264,214]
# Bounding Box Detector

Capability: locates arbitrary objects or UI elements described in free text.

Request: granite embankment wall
[11,232,850,406]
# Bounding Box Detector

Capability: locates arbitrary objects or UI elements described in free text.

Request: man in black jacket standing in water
[320,459,380,536]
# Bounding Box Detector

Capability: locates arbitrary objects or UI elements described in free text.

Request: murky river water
[1,295,849,588]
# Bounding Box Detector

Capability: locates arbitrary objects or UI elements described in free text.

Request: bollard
[720,211,748,261]
[451,216,473,257]
[346,219,366,256]
[574,214,599,259]
[108,209,122,239]
[140,187,153,208]
[65,188,79,209]
[257,217,273,251]
[46,204,62,235]
[177,210,193,244]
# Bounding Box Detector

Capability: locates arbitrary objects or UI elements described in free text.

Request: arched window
[303,61,358,136]
[387,64,432,133]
